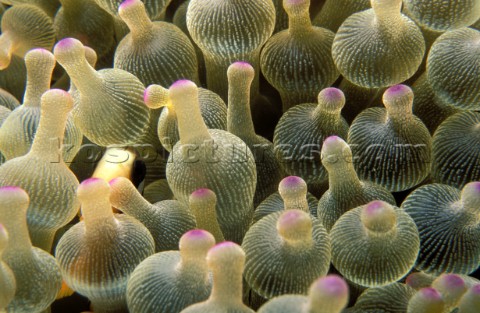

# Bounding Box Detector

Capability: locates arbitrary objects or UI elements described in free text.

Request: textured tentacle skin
[172,1,207,85]
[0,90,80,253]
[0,54,26,102]
[313,0,370,32]
[261,0,339,111]
[94,0,171,20]
[114,0,199,87]
[145,84,227,153]
[55,178,155,313]
[0,4,55,70]
[0,49,82,163]
[242,210,331,299]
[348,85,432,192]
[458,284,480,313]
[431,111,480,189]
[186,0,275,101]
[227,62,283,206]
[330,201,420,287]
[270,0,289,33]
[252,187,318,224]
[54,38,150,147]
[427,27,480,110]
[109,177,196,252]
[402,182,480,275]
[180,242,254,313]
[350,283,417,312]
[403,0,480,31]
[257,275,349,313]
[406,272,480,291]
[0,0,60,17]
[0,187,62,313]
[143,179,174,203]
[317,136,395,232]
[407,288,445,313]
[0,224,16,312]
[432,274,468,312]
[412,73,460,135]
[337,78,383,125]
[54,0,115,58]
[189,189,225,243]
[166,80,257,244]
[127,230,215,313]
[332,0,425,88]
[274,88,349,187]
[0,87,19,110]
[0,105,10,165]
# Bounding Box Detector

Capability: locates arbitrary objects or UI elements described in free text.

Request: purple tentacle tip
[281,209,303,221]
[322,88,344,101]
[469,182,480,193]
[315,275,348,296]
[385,84,411,97]
[143,88,150,103]
[285,0,307,6]
[108,177,122,185]
[471,284,480,294]
[56,38,79,50]
[232,61,253,69]
[420,287,442,300]
[281,176,304,187]
[120,0,138,9]
[191,188,214,199]
[185,229,209,238]
[364,200,386,216]
[442,274,465,288]
[81,177,103,186]
[0,186,22,192]
[30,48,50,54]
[211,241,236,251]
[171,79,194,88]
[324,135,342,146]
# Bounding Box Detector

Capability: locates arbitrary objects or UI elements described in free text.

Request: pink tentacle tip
[56,38,80,50]
[185,229,209,238]
[385,84,411,96]
[81,177,103,186]
[278,210,307,230]
[471,284,480,294]
[315,275,348,296]
[192,188,212,197]
[47,89,70,97]
[442,274,465,288]
[0,186,23,193]
[29,48,50,54]
[364,200,386,216]
[321,88,344,101]
[281,176,304,187]
[120,0,139,9]
[143,88,151,104]
[285,0,307,6]
[469,182,480,193]
[211,241,236,251]
[232,61,253,69]
[171,79,195,88]
[419,288,442,300]
[108,177,122,186]
[323,135,342,145]
[405,272,421,286]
